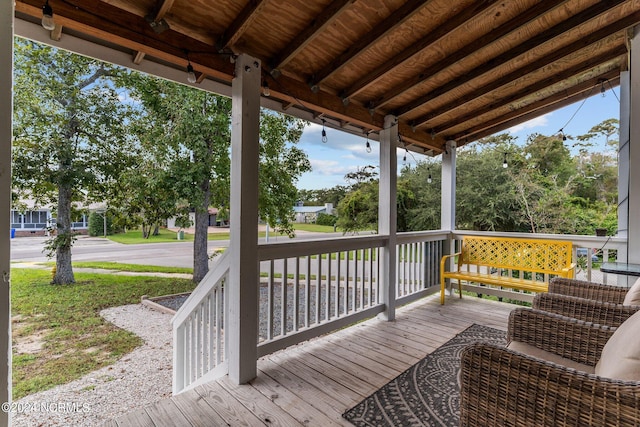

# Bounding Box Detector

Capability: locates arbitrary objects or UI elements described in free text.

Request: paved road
[10,231,346,269]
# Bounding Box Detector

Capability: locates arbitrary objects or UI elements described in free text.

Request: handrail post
[378,115,397,321]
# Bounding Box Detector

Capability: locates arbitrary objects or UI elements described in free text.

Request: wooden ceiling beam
[217,0,269,52]
[269,0,355,73]
[152,0,175,21]
[132,51,146,65]
[373,0,567,111]
[339,0,502,101]
[427,51,625,134]
[393,0,627,117]
[310,0,429,87]
[448,71,621,143]
[410,24,632,129]
[15,0,235,81]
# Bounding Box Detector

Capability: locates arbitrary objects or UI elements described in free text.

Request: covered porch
[4,1,640,426]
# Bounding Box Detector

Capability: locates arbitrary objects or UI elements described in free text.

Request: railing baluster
[268,259,274,340]
[360,248,365,309]
[326,253,331,321]
[333,252,342,317]
[306,256,311,328]
[293,257,299,333]
[316,254,321,324]
[281,258,288,336]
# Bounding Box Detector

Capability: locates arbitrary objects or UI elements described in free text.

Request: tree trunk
[152,224,160,236]
[193,183,211,284]
[52,184,75,284]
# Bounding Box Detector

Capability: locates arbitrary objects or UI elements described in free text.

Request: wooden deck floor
[108,294,515,426]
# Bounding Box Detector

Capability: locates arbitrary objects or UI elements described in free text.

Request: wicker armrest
[549,277,628,304]
[459,343,640,427]
[533,293,640,327]
[507,308,614,366]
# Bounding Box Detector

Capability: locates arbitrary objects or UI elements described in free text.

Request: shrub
[88,212,113,236]
[316,213,337,226]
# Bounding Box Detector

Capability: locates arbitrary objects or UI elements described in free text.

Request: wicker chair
[532,292,639,327]
[459,309,640,426]
[548,277,629,303]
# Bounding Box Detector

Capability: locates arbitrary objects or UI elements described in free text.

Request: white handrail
[173,250,230,394]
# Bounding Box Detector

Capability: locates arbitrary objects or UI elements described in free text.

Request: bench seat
[440,236,575,304]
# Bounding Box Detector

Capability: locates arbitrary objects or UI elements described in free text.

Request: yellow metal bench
[440,236,575,304]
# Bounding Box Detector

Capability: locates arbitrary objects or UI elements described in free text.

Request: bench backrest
[459,236,573,274]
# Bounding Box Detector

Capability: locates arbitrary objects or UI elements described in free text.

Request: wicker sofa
[459,308,640,426]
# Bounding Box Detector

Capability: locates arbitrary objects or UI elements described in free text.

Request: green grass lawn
[107,223,339,244]
[11,268,195,399]
[40,261,193,275]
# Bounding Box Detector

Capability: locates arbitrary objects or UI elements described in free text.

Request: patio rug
[342,324,506,427]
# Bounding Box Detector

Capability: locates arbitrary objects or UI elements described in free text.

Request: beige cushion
[595,310,640,381]
[623,278,640,306]
[507,341,594,373]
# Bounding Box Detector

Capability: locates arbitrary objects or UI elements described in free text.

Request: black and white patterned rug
[343,324,506,427]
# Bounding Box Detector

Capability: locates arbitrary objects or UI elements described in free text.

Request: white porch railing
[172,250,229,394]
[172,229,627,394]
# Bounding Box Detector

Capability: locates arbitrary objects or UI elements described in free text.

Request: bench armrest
[460,343,640,427]
[440,252,461,273]
[507,308,614,366]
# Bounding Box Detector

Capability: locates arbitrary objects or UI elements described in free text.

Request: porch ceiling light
[42,0,55,31]
[186,62,197,84]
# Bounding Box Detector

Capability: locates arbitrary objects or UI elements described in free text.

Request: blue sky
[295,87,621,190]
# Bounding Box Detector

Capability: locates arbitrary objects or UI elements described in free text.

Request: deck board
[111,294,515,426]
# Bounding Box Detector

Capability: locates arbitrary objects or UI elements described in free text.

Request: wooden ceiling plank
[410,16,635,127]
[218,0,269,52]
[456,74,620,143]
[270,0,355,72]
[451,72,620,142]
[424,51,625,133]
[373,0,568,110]
[340,0,503,100]
[310,0,430,87]
[393,0,627,117]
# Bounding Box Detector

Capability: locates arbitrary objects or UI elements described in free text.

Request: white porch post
[228,54,260,384]
[378,115,397,321]
[441,140,457,295]
[0,2,13,425]
[441,140,457,231]
[618,69,630,277]
[627,27,640,265]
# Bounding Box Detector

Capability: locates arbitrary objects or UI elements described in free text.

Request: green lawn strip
[291,223,337,233]
[11,268,195,399]
[39,261,192,274]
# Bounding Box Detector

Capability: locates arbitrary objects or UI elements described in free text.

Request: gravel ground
[12,305,173,427]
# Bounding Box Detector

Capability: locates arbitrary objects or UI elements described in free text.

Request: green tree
[12,39,134,284]
[127,75,310,282]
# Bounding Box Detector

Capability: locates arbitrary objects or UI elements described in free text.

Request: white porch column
[441,140,457,231]
[618,70,630,271]
[228,54,260,384]
[378,115,397,321]
[627,27,640,265]
[441,140,457,296]
[0,2,13,425]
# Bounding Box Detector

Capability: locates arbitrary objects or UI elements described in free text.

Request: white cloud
[309,159,355,176]
[507,113,551,134]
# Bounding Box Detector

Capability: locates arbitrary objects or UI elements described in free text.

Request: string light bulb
[427,168,432,184]
[403,148,408,165]
[42,0,55,30]
[186,62,197,84]
[262,80,270,97]
[502,152,508,169]
[365,132,371,153]
[600,80,606,97]
[557,129,567,141]
[321,119,328,143]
